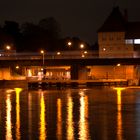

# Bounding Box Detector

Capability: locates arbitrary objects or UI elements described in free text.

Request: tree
[2,21,21,50]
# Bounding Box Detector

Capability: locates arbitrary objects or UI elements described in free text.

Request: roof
[98,7,126,32]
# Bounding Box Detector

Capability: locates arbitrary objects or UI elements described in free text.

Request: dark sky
[0,0,140,44]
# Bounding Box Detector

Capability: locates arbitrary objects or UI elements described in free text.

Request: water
[0,87,140,140]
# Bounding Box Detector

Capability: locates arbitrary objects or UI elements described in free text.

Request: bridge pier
[70,64,88,80]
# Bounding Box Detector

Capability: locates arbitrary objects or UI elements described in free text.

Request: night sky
[0,0,140,44]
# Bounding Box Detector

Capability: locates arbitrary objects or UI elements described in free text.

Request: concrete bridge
[0,51,140,84]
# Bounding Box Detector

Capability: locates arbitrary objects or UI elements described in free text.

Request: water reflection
[67,93,74,140]
[28,92,32,140]
[115,87,125,140]
[1,87,140,140]
[79,90,90,140]
[57,98,62,140]
[39,91,46,140]
[6,94,12,140]
[15,88,22,140]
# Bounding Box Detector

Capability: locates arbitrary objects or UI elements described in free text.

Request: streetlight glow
[68,42,72,47]
[117,63,121,67]
[80,44,84,49]
[40,50,44,54]
[6,45,11,50]
[57,52,61,55]
[16,65,19,69]
[84,51,87,54]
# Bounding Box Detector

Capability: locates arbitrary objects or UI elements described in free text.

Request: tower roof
[98,7,126,32]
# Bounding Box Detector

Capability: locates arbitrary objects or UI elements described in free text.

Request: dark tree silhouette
[20,17,61,52]
[2,21,21,50]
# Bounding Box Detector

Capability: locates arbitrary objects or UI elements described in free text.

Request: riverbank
[0,79,139,89]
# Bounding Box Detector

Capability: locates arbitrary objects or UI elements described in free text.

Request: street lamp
[67,41,72,47]
[80,44,84,49]
[6,45,11,50]
[40,50,45,67]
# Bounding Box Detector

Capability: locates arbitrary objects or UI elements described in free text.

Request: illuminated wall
[98,32,134,58]
[89,65,134,80]
[0,68,11,80]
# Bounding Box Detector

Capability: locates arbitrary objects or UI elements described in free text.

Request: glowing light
[57,98,62,139]
[40,50,44,54]
[16,65,19,69]
[67,94,74,140]
[27,69,32,77]
[79,91,90,140]
[6,94,12,140]
[6,45,11,50]
[28,92,32,140]
[57,52,61,55]
[80,44,84,49]
[114,87,125,140]
[134,39,140,44]
[117,63,121,67]
[39,92,46,140]
[6,89,15,94]
[15,88,22,140]
[103,48,106,51]
[68,42,72,46]
[81,54,85,58]
[84,51,87,54]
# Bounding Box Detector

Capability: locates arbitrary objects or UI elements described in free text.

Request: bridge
[0,51,140,84]
[0,51,140,66]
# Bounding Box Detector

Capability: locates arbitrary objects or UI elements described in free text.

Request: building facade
[98,7,140,58]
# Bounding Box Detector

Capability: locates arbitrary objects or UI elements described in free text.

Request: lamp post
[40,50,45,67]
[5,45,11,56]
[40,50,46,79]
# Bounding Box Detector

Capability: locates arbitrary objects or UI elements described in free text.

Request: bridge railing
[0,50,140,60]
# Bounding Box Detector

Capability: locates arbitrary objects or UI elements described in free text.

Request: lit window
[125,39,133,44]
[134,39,140,44]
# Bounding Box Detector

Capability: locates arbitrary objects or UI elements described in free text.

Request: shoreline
[0,79,139,89]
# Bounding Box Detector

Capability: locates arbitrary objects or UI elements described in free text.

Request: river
[0,86,140,140]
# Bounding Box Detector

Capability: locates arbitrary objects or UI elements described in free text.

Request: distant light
[84,51,87,54]
[6,45,11,50]
[16,65,19,69]
[103,48,106,51]
[81,54,85,58]
[80,44,84,49]
[40,50,44,54]
[57,52,61,55]
[68,42,72,46]
[117,63,121,67]
[134,39,140,44]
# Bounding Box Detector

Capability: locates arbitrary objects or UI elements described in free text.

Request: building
[98,6,140,58]
[85,7,140,83]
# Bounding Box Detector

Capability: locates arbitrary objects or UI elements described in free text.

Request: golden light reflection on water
[114,87,125,140]
[15,88,22,140]
[6,94,12,140]
[79,91,90,140]
[57,98,62,140]
[28,92,32,140]
[39,92,46,140]
[67,94,74,140]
